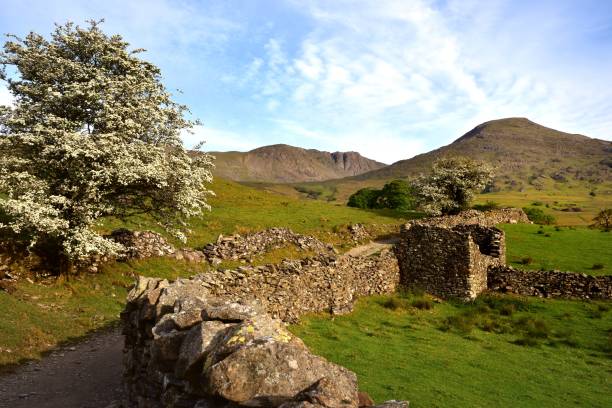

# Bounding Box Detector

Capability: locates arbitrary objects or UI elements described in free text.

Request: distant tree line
[347,179,415,211]
[348,157,493,216]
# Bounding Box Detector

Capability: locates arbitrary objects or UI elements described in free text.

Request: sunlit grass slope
[500,224,612,275]
[100,178,410,248]
[290,293,612,408]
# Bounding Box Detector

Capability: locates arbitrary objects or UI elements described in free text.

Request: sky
[1,0,611,164]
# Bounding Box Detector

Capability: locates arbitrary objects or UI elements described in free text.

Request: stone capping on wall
[408,208,531,228]
[488,265,612,300]
[121,260,407,408]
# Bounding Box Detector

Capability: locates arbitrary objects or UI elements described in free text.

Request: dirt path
[343,237,399,258]
[0,327,124,408]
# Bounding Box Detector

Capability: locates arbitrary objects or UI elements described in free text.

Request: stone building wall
[121,248,404,408]
[394,209,525,300]
[394,224,503,300]
[488,265,612,299]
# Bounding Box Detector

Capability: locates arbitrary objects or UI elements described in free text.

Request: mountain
[210,144,387,183]
[352,118,611,191]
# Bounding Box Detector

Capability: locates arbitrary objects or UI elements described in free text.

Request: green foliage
[590,208,612,232]
[347,188,381,209]
[0,21,213,273]
[290,294,612,407]
[347,180,415,211]
[522,207,556,225]
[378,179,415,210]
[412,156,493,215]
[501,224,612,275]
[472,200,501,211]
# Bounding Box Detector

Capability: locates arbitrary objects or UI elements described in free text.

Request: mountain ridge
[210,144,386,183]
[351,117,611,191]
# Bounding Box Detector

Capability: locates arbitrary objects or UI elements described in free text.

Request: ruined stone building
[395,223,505,300]
[394,209,524,300]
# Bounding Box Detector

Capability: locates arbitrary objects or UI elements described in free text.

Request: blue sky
[1,0,611,163]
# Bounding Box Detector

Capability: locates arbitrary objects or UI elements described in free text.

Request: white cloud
[230,0,612,161]
[182,126,259,152]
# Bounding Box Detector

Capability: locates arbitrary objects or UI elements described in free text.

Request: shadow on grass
[0,319,121,376]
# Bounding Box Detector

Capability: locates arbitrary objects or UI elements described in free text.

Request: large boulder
[123,275,407,408]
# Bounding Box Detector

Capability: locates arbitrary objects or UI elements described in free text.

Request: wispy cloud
[182,126,260,152]
[233,0,612,160]
[2,0,611,162]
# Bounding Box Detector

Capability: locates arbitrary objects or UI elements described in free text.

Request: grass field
[476,183,611,226]
[100,178,410,248]
[1,176,610,389]
[260,179,611,226]
[501,224,612,275]
[290,293,612,408]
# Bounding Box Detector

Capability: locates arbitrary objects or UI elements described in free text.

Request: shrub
[347,179,415,211]
[0,21,213,274]
[411,298,433,310]
[517,317,551,339]
[499,304,516,316]
[412,156,493,216]
[590,208,612,232]
[591,263,604,270]
[378,179,416,211]
[473,201,501,211]
[441,314,476,334]
[381,297,409,311]
[347,188,380,209]
[523,207,556,225]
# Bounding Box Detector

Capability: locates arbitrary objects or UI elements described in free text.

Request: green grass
[99,178,410,248]
[500,224,612,275]
[475,184,611,226]
[0,258,208,369]
[289,293,612,408]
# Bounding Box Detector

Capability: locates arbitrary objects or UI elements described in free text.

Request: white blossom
[412,157,493,216]
[0,20,214,272]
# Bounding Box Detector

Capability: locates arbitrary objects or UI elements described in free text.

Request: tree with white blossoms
[412,156,493,216]
[0,20,214,274]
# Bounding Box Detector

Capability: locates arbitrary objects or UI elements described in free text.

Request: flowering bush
[412,157,492,216]
[0,21,213,273]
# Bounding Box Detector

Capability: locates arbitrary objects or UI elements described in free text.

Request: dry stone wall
[201,228,335,265]
[121,264,406,408]
[110,229,206,264]
[488,265,612,299]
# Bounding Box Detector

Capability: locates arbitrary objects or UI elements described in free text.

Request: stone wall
[121,252,405,408]
[394,224,503,300]
[488,265,612,299]
[394,209,525,300]
[412,208,530,228]
[110,229,206,264]
[199,250,398,322]
[201,228,335,266]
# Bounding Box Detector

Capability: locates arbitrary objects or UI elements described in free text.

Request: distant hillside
[353,118,611,191]
[210,144,386,183]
